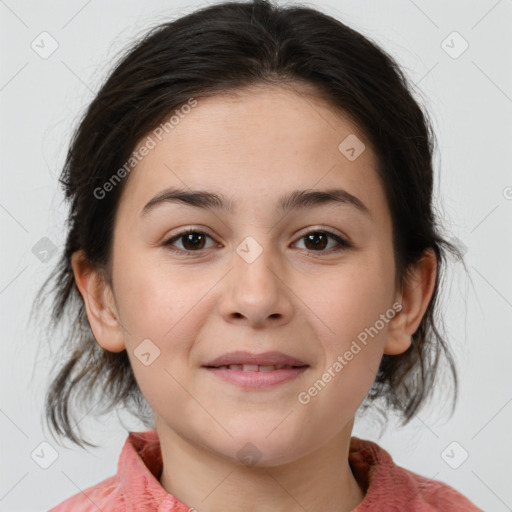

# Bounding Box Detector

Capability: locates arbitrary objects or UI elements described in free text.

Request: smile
[207,364,304,371]
[203,365,309,388]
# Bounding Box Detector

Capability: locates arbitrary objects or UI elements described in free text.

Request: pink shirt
[48,430,482,511]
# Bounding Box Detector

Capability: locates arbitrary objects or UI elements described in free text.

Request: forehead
[116,84,386,223]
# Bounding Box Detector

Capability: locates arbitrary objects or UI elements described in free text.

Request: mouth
[202,350,309,369]
[203,364,308,371]
[201,350,310,388]
[202,362,309,388]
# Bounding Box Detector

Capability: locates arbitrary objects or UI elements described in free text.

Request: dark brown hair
[31,0,465,448]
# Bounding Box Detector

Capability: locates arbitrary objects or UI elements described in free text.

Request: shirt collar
[118,430,191,511]
[117,429,406,511]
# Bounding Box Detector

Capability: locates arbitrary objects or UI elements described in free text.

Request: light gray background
[1,1,511,511]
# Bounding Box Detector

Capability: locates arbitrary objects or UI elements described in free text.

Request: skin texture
[71,83,437,512]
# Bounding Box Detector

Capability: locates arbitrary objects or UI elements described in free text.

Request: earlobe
[70,250,126,353]
[383,248,437,356]
[383,331,412,356]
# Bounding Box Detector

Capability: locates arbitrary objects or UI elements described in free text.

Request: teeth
[216,364,296,371]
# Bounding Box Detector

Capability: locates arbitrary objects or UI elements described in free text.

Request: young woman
[35,0,481,510]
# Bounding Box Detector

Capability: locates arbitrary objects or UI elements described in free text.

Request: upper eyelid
[164,227,349,249]
[165,225,346,239]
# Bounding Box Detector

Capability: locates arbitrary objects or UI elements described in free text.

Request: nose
[217,238,294,329]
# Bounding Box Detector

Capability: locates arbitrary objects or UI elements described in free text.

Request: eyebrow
[140,187,371,218]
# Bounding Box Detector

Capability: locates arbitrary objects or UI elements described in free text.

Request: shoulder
[47,430,169,512]
[349,437,483,511]
[47,475,125,512]
[403,467,483,511]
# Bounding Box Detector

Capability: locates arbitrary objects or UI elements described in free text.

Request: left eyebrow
[139,187,371,219]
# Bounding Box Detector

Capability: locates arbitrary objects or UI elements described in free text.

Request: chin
[206,429,308,469]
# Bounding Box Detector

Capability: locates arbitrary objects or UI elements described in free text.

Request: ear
[384,248,437,355]
[71,250,126,353]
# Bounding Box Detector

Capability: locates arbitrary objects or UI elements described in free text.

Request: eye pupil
[305,233,327,250]
[183,233,205,250]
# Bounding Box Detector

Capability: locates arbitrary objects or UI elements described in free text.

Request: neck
[156,419,365,512]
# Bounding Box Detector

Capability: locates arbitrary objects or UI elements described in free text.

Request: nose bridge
[234,233,279,298]
[220,233,293,325]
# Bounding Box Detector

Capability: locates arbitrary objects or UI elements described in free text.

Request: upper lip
[203,351,308,367]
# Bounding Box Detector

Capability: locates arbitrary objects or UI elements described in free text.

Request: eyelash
[162,228,352,256]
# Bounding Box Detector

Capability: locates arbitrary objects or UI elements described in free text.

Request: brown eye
[294,230,351,253]
[303,232,329,251]
[162,230,216,254]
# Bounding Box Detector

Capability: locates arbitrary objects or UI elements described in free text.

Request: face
[83,84,410,466]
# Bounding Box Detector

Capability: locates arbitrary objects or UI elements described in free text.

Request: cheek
[299,294,387,427]
[113,254,213,387]
[313,258,395,349]
[299,254,394,416]
[113,250,204,338]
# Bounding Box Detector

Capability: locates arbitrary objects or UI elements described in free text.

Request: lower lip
[203,366,309,388]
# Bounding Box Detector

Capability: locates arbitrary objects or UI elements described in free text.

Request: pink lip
[203,350,308,367]
[204,366,309,388]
